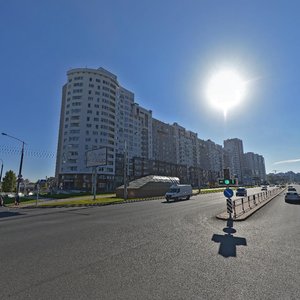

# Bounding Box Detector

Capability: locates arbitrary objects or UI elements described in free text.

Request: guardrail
[232,188,283,218]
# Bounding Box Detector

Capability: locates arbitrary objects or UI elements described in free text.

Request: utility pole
[124,141,128,200]
[0,159,3,183]
[2,133,26,195]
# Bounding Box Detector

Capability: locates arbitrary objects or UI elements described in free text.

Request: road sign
[224,188,234,198]
[219,179,237,185]
[226,198,233,214]
[86,147,107,167]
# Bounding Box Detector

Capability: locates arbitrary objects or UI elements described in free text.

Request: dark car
[236,187,247,197]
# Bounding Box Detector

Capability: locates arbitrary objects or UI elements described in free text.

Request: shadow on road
[0,210,24,219]
[161,199,192,204]
[212,218,247,258]
[285,201,300,205]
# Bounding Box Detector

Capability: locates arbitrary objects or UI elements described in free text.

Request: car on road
[261,186,268,191]
[287,186,297,192]
[236,187,247,197]
[285,191,300,203]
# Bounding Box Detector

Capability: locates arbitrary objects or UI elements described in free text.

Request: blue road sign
[224,188,234,198]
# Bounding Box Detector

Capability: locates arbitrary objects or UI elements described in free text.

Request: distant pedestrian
[0,195,4,207]
[15,194,20,206]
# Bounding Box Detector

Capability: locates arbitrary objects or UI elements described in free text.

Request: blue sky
[1,0,300,181]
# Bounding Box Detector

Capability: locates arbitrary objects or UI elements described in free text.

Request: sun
[206,69,246,117]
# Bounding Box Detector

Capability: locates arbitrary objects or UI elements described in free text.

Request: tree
[2,170,17,192]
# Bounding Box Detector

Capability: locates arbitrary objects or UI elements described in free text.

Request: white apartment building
[55,67,152,190]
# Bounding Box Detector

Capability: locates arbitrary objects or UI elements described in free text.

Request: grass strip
[39,197,124,207]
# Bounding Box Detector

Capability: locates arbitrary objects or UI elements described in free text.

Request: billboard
[86,147,107,167]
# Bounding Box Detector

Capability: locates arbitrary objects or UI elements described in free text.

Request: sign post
[224,188,234,219]
[86,147,107,200]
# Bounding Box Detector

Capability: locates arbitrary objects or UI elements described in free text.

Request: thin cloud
[274,158,300,165]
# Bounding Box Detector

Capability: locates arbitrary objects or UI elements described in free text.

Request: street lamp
[124,140,128,200]
[2,133,26,195]
[0,158,3,182]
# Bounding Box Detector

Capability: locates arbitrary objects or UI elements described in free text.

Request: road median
[216,188,285,221]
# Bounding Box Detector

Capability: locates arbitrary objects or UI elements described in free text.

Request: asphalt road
[0,186,299,299]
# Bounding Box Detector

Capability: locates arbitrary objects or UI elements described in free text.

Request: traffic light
[218,179,237,185]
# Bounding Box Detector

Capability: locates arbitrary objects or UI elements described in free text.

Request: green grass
[41,192,115,199]
[4,196,37,206]
[39,197,124,207]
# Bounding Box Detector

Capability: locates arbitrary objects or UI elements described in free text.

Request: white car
[285,192,300,203]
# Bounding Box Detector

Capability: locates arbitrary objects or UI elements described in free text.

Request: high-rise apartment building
[55,67,152,190]
[206,139,223,177]
[243,152,266,184]
[223,138,244,182]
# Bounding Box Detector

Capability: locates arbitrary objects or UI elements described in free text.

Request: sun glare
[206,70,246,117]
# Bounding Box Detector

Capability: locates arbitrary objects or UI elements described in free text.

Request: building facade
[56,67,266,191]
[223,138,244,183]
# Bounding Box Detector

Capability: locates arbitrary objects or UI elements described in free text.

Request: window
[74,82,83,87]
[70,130,80,134]
[89,77,92,82]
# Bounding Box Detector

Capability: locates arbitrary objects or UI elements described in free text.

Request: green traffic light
[224,179,230,185]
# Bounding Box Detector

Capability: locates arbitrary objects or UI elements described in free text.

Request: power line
[0,144,55,159]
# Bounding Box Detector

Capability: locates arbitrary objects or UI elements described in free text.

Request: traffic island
[216,188,285,221]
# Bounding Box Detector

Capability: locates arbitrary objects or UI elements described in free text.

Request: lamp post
[0,159,3,182]
[124,140,128,200]
[2,133,26,195]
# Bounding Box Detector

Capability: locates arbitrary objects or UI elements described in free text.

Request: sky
[1,0,300,181]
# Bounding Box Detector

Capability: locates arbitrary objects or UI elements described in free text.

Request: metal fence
[232,188,282,218]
